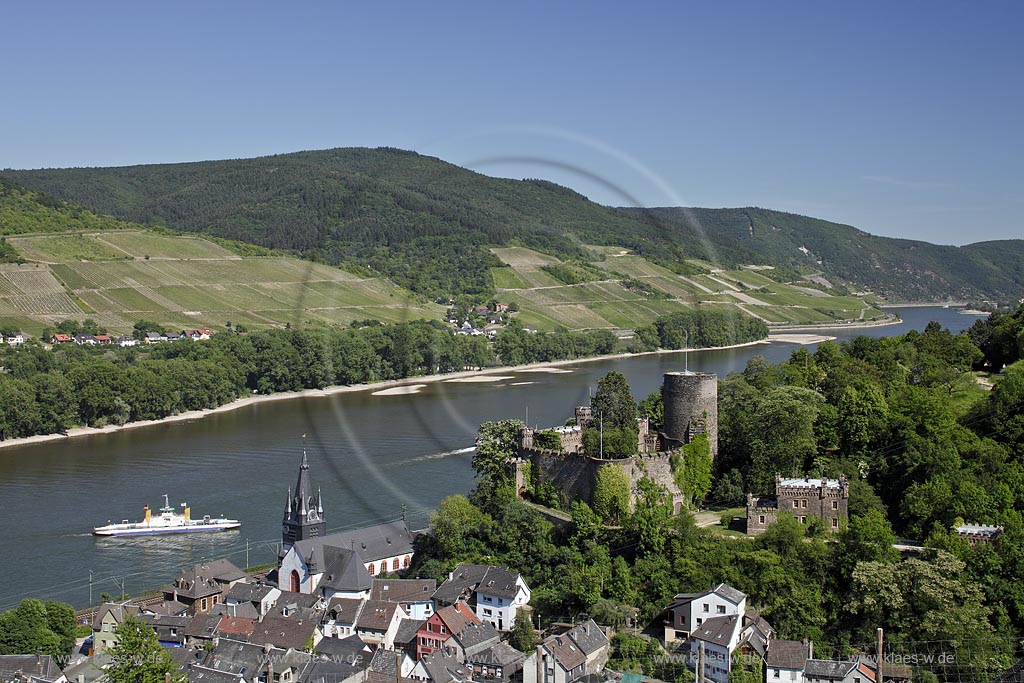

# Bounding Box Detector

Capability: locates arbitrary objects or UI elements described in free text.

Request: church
[276,449,416,598]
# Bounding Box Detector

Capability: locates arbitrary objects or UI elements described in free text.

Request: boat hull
[93,522,241,536]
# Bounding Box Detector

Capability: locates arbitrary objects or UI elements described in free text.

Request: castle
[514,370,718,513]
[746,474,849,534]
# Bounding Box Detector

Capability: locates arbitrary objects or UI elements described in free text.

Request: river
[0,306,985,610]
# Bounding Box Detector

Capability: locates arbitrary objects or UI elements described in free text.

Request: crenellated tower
[281,448,326,553]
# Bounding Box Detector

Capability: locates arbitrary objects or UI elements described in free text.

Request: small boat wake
[406,446,476,463]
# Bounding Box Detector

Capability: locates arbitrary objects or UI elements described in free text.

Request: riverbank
[0,339,777,452]
[2,311,918,452]
[767,313,902,333]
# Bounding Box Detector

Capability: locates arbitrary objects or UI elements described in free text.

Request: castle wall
[662,372,718,462]
[517,447,685,514]
[745,494,778,535]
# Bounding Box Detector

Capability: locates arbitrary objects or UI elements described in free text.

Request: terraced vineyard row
[0,231,443,335]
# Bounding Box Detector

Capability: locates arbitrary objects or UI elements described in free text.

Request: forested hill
[624,207,1024,302]
[5,147,1022,301]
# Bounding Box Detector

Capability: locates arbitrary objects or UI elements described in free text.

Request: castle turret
[661,371,718,461]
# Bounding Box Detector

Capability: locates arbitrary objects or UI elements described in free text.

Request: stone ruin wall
[515,446,685,514]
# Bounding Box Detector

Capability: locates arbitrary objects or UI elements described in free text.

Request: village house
[443,621,502,662]
[224,581,281,618]
[91,602,141,652]
[803,659,877,683]
[312,635,373,683]
[0,654,67,683]
[322,597,365,639]
[182,328,212,340]
[664,583,747,644]
[50,333,72,344]
[521,619,609,683]
[249,612,321,651]
[353,600,406,647]
[138,612,191,647]
[415,603,480,661]
[371,578,436,619]
[161,559,247,616]
[412,648,475,683]
[465,641,528,683]
[4,331,25,346]
[433,564,531,632]
[93,334,112,345]
[368,645,418,683]
[662,583,774,683]
[74,333,96,345]
[394,618,427,661]
[115,335,138,347]
[765,639,811,683]
[212,615,257,641]
[189,638,312,683]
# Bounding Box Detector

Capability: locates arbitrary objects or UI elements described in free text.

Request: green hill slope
[626,207,1024,302]
[5,147,1022,302]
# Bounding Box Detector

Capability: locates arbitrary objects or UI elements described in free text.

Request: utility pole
[698,641,706,683]
[246,539,250,570]
[876,627,884,675]
[88,570,93,606]
[401,504,408,522]
[599,411,604,459]
[684,330,689,373]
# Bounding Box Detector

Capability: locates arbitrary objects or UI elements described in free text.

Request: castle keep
[515,370,718,513]
[746,474,849,534]
[661,371,718,462]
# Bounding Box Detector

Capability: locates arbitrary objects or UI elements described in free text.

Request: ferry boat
[92,495,241,536]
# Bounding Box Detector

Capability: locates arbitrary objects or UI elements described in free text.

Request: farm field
[0,231,442,335]
[489,245,878,332]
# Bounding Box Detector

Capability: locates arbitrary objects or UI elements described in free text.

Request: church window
[290,570,301,593]
[393,558,400,571]
[832,518,839,528]
[404,555,411,568]
[368,563,376,575]
[832,500,838,510]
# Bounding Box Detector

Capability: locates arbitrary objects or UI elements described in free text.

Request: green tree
[0,599,73,657]
[591,371,638,432]
[473,419,525,489]
[592,464,631,525]
[106,617,183,683]
[429,495,492,558]
[509,612,536,652]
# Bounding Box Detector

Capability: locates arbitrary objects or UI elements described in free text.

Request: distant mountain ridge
[5,147,1022,301]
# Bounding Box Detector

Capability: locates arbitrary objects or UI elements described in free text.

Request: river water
[0,307,984,610]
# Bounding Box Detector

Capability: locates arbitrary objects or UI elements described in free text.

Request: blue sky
[1,2,1021,244]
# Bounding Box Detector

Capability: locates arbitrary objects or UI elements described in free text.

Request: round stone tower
[662,371,718,462]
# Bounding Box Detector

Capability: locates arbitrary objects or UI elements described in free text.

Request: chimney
[396,651,404,683]
[536,645,544,683]
[165,673,171,683]
[808,640,814,659]
[268,657,274,683]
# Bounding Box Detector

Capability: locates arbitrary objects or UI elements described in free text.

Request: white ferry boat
[93,495,241,536]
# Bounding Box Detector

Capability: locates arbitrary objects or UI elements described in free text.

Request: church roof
[293,521,414,567]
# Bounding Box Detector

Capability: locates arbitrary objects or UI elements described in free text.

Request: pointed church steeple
[281,442,326,552]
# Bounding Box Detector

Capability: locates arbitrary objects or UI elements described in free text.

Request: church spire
[281,438,327,552]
